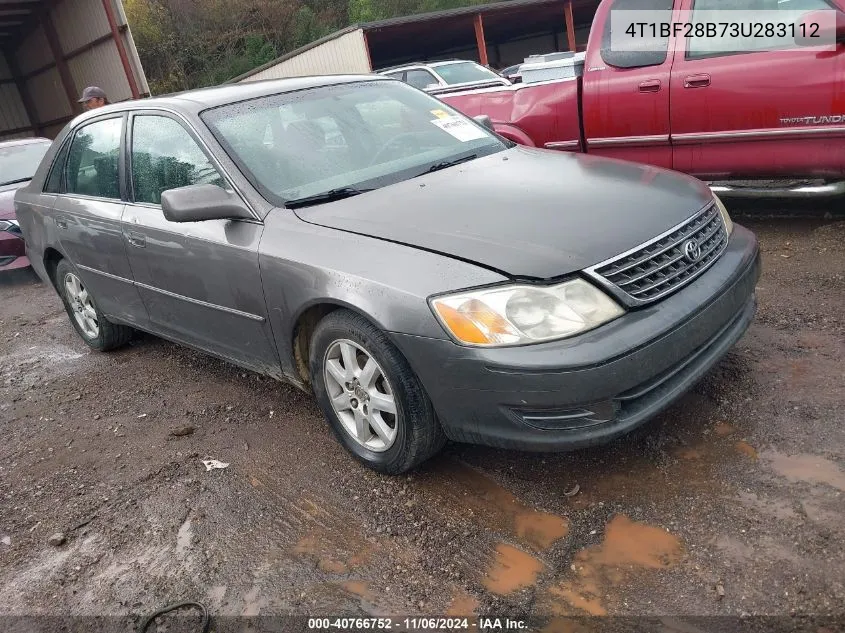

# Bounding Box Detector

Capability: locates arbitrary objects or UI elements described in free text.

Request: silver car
[15,75,760,474]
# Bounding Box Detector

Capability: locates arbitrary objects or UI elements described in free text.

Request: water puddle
[241,585,261,616]
[342,580,375,601]
[675,448,704,460]
[422,461,568,551]
[175,517,192,558]
[445,590,480,616]
[763,451,845,491]
[294,529,373,575]
[483,543,545,595]
[543,514,682,615]
[713,422,736,437]
[735,441,758,460]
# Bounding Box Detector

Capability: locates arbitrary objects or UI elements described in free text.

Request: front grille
[590,204,727,306]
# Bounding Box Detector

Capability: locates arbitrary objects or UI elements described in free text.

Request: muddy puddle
[542,515,683,616]
[483,543,545,595]
[418,461,568,551]
[294,528,374,575]
[762,451,845,492]
[445,590,480,616]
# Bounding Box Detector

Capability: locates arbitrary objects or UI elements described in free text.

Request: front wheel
[56,259,133,351]
[309,310,445,474]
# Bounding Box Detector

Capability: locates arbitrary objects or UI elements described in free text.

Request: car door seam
[76,264,265,322]
[133,281,266,322]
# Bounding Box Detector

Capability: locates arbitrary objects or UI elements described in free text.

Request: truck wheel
[56,259,133,351]
[309,309,445,474]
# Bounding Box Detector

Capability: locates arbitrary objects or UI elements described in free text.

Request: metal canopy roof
[0,0,45,49]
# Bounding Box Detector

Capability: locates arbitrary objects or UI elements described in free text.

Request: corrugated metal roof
[229,26,363,83]
[363,0,564,29]
[231,0,566,82]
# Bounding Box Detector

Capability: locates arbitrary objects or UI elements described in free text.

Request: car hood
[295,147,715,279]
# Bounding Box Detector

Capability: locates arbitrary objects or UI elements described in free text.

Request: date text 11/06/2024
[307,617,529,630]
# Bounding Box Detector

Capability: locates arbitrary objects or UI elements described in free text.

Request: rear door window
[64,117,122,199]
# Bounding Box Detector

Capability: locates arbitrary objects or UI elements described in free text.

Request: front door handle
[638,79,662,93]
[684,74,711,88]
[126,231,146,248]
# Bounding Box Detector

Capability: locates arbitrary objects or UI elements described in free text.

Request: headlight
[712,193,734,236]
[430,279,625,347]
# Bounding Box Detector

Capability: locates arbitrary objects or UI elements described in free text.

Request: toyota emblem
[683,239,701,262]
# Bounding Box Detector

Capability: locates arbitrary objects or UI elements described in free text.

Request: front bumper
[0,228,29,271]
[391,225,761,451]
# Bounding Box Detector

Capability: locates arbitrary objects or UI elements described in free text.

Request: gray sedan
[15,76,760,474]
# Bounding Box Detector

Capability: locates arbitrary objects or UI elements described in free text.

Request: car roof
[0,137,52,148]
[68,74,387,124]
[377,59,476,73]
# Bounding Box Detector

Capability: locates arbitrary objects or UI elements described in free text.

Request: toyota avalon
[14,76,760,474]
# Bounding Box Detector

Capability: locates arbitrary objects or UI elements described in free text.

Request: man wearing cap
[78,86,109,111]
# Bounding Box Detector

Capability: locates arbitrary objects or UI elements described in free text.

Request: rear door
[51,115,147,326]
[121,111,280,372]
[581,0,678,168]
[670,0,845,179]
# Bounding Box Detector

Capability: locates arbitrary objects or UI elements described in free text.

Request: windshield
[201,80,508,205]
[0,141,50,187]
[435,61,503,85]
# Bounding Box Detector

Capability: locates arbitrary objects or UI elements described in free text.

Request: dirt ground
[1,212,844,631]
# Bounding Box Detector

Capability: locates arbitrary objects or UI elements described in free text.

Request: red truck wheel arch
[492,123,536,146]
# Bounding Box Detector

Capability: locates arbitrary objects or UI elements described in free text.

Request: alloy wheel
[323,339,398,452]
[64,272,99,339]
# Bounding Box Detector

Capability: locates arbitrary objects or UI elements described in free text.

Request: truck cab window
[687,0,834,58]
[600,0,674,68]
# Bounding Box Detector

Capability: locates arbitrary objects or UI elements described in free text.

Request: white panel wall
[1,52,32,139]
[242,30,371,82]
[69,41,132,102]
[28,67,72,123]
[53,0,112,53]
[0,84,30,136]
[15,25,52,74]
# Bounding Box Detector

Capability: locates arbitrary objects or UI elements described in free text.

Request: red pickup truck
[440,0,845,197]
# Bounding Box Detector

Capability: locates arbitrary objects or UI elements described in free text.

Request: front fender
[258,210,508,384]
[492,123,536,146]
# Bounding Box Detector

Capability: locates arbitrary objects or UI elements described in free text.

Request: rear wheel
[56,259,133,351]
[309,309,445,474]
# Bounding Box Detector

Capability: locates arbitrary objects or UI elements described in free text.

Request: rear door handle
[684,74,711,88]
[638,79,662,93]
[55,217,68,230]
[126,231,146,248]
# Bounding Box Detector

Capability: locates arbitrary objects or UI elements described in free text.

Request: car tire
[309,309,446,475]
[55,259,133,352]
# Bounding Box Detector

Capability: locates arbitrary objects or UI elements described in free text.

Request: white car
[377,60,511,94]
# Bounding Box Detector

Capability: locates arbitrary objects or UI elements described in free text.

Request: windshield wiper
[0,177,31,187]
[285,187,373,209]
[419,154,478,176]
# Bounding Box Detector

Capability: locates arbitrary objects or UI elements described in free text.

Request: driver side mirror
[794,9,845,46]
[161,184,252,223]
[473,114,495,131]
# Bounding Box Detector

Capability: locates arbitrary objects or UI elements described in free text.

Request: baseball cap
[78,86,107,102]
